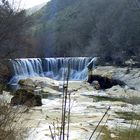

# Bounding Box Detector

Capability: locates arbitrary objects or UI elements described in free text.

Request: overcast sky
[10,0,51,9]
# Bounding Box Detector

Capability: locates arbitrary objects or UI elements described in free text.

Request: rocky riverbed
[1,66,140,140]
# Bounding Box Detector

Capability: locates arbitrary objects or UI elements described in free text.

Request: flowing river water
[16,80,140,140]
[6,57,140,140]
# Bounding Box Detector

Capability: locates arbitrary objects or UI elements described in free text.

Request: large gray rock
[18,78,35,87]
[18,77,60,90]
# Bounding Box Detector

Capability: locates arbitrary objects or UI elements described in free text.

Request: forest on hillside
[31,0,140,65]
[0,0,140,65]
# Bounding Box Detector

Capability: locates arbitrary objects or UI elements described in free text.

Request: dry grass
[101,124,140,140]
[0,99,28,140]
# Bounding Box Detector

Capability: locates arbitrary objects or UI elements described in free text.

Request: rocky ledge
[88,66,140,91]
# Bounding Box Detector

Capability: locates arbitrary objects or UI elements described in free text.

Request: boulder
[10,89,42,107]
[18,78,36,87]
[91,80,100,90]
[18,77,60,90]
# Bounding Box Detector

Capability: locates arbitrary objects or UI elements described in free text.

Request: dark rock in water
[88,75,125,89]
[10,89,42,107]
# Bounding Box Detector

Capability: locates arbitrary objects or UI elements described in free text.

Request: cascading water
[9,57,92,85]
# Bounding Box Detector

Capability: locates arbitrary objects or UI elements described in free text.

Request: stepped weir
[9,57,92,85]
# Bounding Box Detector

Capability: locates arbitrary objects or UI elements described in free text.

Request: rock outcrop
[18,77,60,90]
[88,74,125,89]
[88,66,140,91]
[10,89,42,107]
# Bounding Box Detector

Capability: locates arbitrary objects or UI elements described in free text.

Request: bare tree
[0,0,32,85]
[0,0,32,59]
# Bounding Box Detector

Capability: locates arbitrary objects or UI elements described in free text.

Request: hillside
[31,0,140,65]
[26,3,47,15]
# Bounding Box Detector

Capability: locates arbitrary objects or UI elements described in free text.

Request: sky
[9,0,51,9]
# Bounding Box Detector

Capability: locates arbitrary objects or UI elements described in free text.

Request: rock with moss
[10,89,42,107]
[18,78,36,87]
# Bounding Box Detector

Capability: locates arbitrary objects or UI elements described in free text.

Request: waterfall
[11,58,44,76]
[9,57,92,85]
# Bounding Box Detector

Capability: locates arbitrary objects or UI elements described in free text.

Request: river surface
[18,81,140,140]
